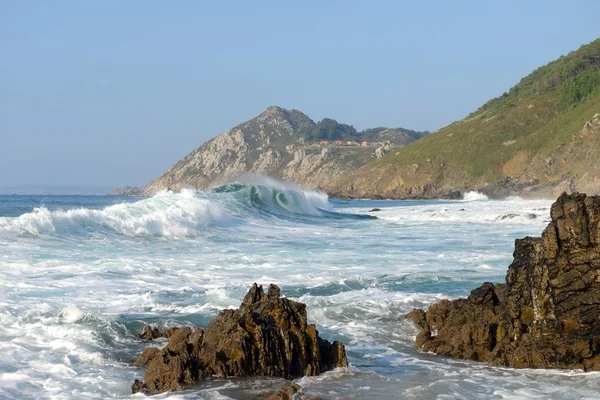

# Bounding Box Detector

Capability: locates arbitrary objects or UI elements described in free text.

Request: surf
[0,176,374,237]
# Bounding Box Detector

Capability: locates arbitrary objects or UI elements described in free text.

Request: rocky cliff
[132,283,348,394]
[408,192,600,370]
[327,38,600,199]
[132,106,427,195]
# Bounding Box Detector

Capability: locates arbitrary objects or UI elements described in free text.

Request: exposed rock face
[133,106,427,195]
[408,193,600,370]
[132,283,348,394]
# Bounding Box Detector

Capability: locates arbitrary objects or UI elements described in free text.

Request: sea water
[1,179,599,399]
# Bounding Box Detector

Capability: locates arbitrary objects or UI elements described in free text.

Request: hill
[133,106,428,194]
[326,38,600,199]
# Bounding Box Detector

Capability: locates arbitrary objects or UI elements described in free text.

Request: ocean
[1,178,598,399]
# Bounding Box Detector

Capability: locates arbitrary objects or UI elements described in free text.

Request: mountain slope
[139,106,428,194]
[326,38,600,199]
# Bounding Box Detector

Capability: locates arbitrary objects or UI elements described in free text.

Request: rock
[260,383,301,400]
[132,283,348,394]
[497,213,519,220]
[107,186,142,195]
[135,106,426,195]
[138,325,179,340]
[258,382,322,400]
[478,177,540,199]
[369,208,381,212]
[407,193,600,370]
[444,191,463,200]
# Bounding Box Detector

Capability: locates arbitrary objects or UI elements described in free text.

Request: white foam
[0,192,584,399]
[0,189,229,237]
[462,191,489,201]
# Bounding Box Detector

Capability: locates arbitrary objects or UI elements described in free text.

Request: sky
[1,1,599,191]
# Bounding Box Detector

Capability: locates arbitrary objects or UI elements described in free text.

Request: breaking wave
[461,191,489,201]
[0,177,373,237]
[0,189,228,237]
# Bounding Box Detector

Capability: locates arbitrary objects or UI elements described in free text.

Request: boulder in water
[408,192,600,370]
[132,283,348,394]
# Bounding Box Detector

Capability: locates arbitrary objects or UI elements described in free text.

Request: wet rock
[407,193,600,370]
[444,190,463,200]
[132,283,348,394]
[138,325,179,340]
[257,382,322,400]
[369,208,381,212]
[478,177,540,199]
[497,213,519,220]
[260,382,300,400]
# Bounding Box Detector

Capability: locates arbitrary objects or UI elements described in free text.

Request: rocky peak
[255,106,316,132]
[134,106,426,195]
[407,192,600,370]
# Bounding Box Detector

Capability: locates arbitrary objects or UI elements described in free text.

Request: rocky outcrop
[132,283,348,394]
[407,192,600,370]
[107,186,141,196]
[131,106,427,195]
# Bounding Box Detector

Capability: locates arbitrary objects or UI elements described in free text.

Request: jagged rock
[407,192,600,370]
[138,325,179,340]
[132,283,348,394]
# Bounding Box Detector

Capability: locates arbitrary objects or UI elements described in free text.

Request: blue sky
[1,1,599,189]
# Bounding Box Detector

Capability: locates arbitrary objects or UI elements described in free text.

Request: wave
[461,191,489,201]
[0,176,373,237]
[0,189,228,237]
[215,175,375,221]
[215,179,328,218]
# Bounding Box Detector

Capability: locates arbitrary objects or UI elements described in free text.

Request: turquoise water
[1,180,597,399]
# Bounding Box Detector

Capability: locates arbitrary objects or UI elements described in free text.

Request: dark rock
[369,208,381,212]
[138,325,179,340]
[478,177,540,199]
[407,192,600,370]
[259,383,301,400]
[444,190,463,200]
[132,283,348,394]
[131,379,145,394]
[258,382,322,400]
[497,213,519,220]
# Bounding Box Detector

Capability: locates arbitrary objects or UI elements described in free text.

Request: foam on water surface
[0,182,588,399]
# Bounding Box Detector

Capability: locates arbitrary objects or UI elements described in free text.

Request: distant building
[320,140,329,145]
[334,140,343,145]
[346,141,355,145]
[361,141,368,148]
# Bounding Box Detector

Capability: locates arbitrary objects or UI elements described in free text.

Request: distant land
[0,185,113,195]
[111,108,428,195]
[113,38,600,200]
[328,38,600,199]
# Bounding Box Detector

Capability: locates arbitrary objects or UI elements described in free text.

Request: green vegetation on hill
[478,39,600,114]
[304,118,358,141]
[302,118,428,144]
[328,38,600,199]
